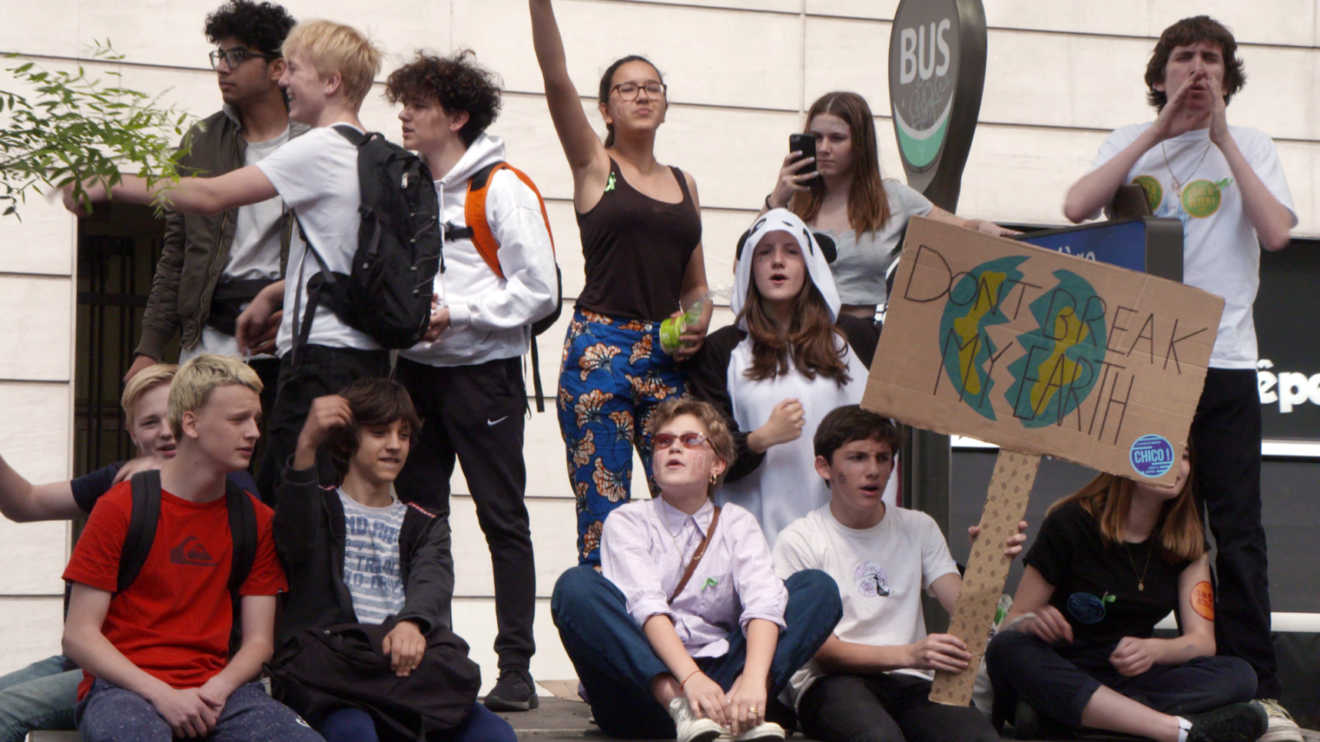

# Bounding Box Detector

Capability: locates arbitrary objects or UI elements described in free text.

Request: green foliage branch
[0,42,195,218]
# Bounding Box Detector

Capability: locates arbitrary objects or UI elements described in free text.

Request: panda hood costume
[730,209,841,330]
[686,209,881,545]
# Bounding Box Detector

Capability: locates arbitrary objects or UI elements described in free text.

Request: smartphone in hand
[789,133,821,186]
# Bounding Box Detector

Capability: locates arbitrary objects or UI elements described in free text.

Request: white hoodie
[400,133,557,367]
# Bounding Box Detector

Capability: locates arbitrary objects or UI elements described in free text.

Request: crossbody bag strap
[667,505,721,604]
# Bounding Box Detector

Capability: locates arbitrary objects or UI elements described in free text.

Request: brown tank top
[575,158,703,320]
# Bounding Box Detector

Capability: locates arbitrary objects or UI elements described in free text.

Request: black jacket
[273,464,455,649]
[686,314,879,483]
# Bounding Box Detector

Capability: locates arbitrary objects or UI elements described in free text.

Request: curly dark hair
[204,0,295,57]
[385,50,502,146]
[1145,16,1245,111]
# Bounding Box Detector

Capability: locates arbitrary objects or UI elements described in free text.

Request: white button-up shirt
[601,498,788,658]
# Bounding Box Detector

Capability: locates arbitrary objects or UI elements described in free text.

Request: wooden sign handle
[929,449,1040,706]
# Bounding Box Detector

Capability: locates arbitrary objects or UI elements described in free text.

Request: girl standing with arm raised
[530,0,713,565]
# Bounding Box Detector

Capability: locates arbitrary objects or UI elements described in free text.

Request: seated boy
[61,354,320,742]
[272,379,515,742]
[0,363,258,742]
[771,405,1024,742]
[63,20,393,500]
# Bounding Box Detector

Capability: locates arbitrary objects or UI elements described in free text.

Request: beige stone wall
[0,0,1315,691]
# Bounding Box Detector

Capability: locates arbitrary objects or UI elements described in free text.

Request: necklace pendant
[1138,581,1144,592]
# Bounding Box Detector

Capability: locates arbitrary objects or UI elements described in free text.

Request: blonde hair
[1047,444,1203,562]
[646,398,737,498]
[282,20,382,107]
[167,354,263,438]
[121,363,178,426]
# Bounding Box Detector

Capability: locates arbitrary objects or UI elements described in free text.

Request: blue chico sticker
[1130,434,1175,478]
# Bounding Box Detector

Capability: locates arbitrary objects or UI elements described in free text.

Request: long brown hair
[790,91,890,235]
[1046,444,1203,562]
[739,266,850,387]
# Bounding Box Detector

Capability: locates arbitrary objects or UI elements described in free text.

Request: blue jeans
[551,565,842,739]
[0,654,79,742]
[77,679,324,742]
[318,702,514,742]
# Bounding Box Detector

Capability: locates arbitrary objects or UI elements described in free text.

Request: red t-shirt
[63,481,287,699]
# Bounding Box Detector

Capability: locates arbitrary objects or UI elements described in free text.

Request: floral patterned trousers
[557,309,687,565]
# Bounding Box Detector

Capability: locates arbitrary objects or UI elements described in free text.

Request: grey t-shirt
[824,179,934,307]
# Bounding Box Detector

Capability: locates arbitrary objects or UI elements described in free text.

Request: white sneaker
[1254,699,1303,742]
[668,698,722,742]
[732,720,786,742]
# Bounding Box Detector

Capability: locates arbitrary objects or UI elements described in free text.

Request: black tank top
[575,158,703,320]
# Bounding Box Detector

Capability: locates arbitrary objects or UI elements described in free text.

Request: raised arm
[65,166,278,218]
[529,0,610,197]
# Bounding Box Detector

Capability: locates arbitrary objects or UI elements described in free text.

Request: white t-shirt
[338,490,407,625]
[182,129,291,361]
[1088,123,1295,369]
[256,126,381,353]
[772,504,959,708]
[224,128,290,282]
[717,337,869,546]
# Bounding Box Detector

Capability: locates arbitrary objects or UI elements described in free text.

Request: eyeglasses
[209,47,277,70]
[611,82,667,101]
[653,432,709,450]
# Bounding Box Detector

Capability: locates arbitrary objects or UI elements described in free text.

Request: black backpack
[121,470,257,654]
[294,125,444,354]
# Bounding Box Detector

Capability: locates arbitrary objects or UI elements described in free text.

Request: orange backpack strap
[464,162,556,280]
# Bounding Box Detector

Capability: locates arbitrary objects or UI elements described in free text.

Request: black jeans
[255,345,390,504]
[1190,368,1277,697]
[393,356,535,670]
[799,670,998,742]
[986,630,1258,729]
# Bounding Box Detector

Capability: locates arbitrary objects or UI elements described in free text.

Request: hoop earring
[709,473,718,484]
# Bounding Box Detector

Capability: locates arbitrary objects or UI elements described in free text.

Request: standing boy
[126,0,301,420]
[61,354,320,742]
[772,405,1022,742]
[1063,17,1298,740]
[384,50,557,711]
[64,20,393,499]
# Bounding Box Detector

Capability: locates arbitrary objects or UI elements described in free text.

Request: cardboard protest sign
[863,217,1223,704]
[865,217,1224,485]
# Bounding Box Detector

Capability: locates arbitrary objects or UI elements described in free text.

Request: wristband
[764,194,774,210]
[680,669,703,689]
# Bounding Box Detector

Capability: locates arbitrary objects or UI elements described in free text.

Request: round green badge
[1132,175,1163,211]
[1180,179,1222,218]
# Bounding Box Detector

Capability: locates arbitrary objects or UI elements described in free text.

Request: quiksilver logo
[169,536,218,567]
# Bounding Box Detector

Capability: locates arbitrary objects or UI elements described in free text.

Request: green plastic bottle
[660,296,705,353]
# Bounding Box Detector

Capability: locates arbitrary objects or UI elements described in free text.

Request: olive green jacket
[135,107,307,360]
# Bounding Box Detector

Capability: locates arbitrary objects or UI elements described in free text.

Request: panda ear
[814,232,837,264]
[735,229,753,262]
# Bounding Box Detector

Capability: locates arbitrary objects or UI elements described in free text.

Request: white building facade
[0,0,1316,693]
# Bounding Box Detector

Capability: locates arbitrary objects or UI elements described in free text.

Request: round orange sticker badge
[1191,581,1215,620]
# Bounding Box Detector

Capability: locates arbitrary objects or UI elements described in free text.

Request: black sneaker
[1013,701,1074,740]
[483,668,539,712]
[1185,702,1268,742]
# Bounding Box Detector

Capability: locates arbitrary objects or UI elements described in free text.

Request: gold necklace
[1123,542,1154,592]
[1160,140,1213,198]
